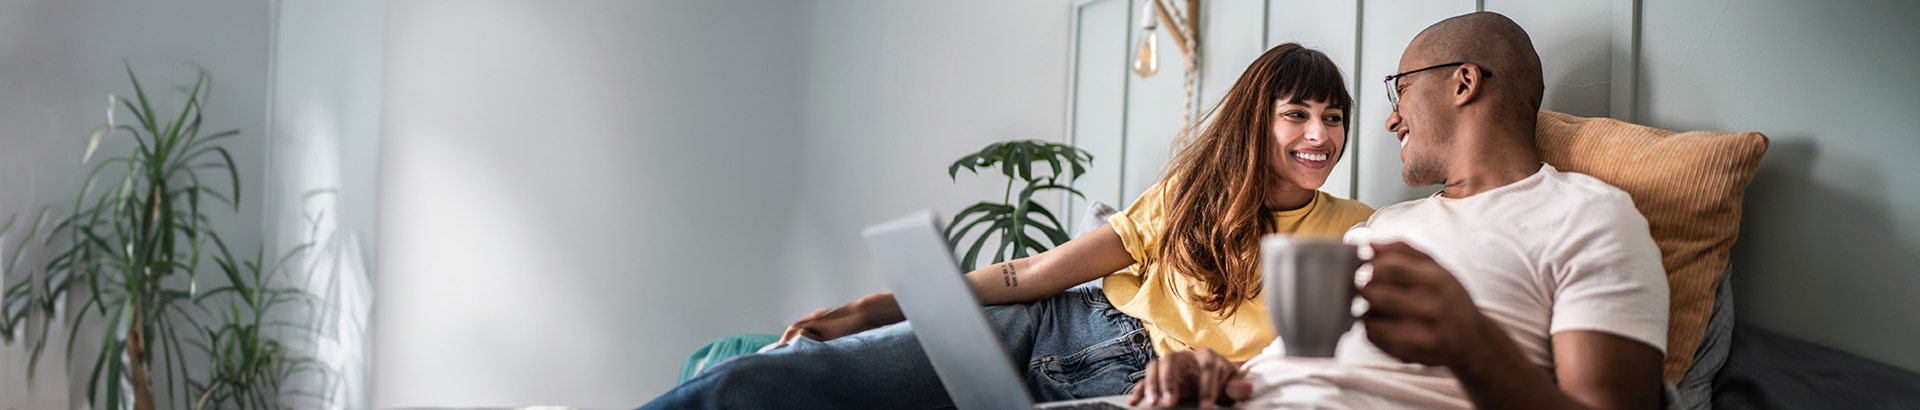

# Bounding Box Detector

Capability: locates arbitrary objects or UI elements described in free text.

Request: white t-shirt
[1238,164,1669,409]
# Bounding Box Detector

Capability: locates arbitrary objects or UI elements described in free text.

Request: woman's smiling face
[1268,96,1347,190]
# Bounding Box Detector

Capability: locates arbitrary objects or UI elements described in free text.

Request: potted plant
[0,65,321,410]
[944,139,1093,271]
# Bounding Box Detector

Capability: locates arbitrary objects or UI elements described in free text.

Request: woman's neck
[1265,185,1315,211]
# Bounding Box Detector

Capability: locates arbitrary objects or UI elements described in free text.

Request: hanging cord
[1179,29,1199,142]
[1155,0,1200,145]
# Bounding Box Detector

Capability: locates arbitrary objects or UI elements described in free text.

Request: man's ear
[1450,64,1484,107]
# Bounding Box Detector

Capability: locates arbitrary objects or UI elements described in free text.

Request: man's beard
[1402,149,1445,187]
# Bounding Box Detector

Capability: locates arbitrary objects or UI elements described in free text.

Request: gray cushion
[1671,264,1736,410]
[1710,324,1920,408]
[1074,201,1117,238]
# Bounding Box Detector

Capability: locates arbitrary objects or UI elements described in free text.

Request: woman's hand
[1127,348,1252,409]
[773,293,903,347]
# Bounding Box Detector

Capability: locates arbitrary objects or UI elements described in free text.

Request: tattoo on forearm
[1002,262,1018,287]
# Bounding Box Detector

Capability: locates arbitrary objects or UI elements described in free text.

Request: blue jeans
[640,286,1156,410]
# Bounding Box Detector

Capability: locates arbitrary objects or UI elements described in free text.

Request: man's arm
[1440,323,1661,410]
[1361,242,1663,410]
[1547,331,1665,410]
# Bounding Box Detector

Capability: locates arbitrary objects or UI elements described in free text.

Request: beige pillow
[1534,110,1768,382]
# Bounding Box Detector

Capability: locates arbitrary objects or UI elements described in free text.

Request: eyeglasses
[1383,62,1493,112]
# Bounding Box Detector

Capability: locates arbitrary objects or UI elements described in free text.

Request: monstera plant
[945,139,1093,271]
[0,65,320,410]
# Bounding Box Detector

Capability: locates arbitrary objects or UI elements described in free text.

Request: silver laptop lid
[862,210,1036,410]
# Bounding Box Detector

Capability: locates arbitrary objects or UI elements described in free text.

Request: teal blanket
[678,333,779,384]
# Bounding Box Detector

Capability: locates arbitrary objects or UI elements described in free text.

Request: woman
[640,43,1373,410]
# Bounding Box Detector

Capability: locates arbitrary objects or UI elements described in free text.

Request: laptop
[862,210,1229,410]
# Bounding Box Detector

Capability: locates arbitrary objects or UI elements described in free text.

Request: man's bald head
[1406,12,1543,123]
[1387,12,1546,190]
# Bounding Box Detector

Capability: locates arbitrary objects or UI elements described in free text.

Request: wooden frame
[1152,0,1201,58]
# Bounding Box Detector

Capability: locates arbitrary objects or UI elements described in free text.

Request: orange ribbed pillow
[1534,110,1768,383]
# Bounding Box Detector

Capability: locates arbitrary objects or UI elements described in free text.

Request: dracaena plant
[189,238,319,410]
[0,65,321,410]
[945,139,1093,271]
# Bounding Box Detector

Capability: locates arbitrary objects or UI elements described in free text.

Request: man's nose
[1385,110,1404,133]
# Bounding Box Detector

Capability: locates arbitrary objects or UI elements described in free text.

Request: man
[1129,12,1670,410]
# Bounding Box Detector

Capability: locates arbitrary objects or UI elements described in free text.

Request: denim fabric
[640,286,1155,410]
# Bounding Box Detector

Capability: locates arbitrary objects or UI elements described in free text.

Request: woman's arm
[777,223,1138,346]
[962,223,1137,305]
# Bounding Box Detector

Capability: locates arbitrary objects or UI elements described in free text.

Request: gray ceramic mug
[1262,234,1362,357]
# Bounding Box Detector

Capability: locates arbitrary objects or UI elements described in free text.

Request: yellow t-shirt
[1103,181,1375,362]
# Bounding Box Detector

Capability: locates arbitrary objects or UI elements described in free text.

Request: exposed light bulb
[1133,31,1159,78]
[1133,0,1161,78]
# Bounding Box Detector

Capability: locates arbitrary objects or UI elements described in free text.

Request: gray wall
[1637,0,1920,372]
[0,1,270,408]
[376,1,807,407]
[375,0,1070,406]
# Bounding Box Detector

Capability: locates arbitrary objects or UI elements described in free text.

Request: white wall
[375,0,1071,406]
[376,1,808,407]
[266,0,384,408]
[776,0,1071,325]
[0,1,270,408]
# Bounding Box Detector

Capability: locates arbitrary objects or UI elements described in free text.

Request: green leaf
[947,153,978,180]
[83,336,109,406]
[991,226,1012,267]
[170,130,239,175]
[177,114,203,156]
[1003,199,1028,262]
[1013,143,1031,181]
[1067,148,1089,180]
[61,292,98,361]
[23,309,50,379]
[180,129,239,155]
[2,208,46,275]
[975,141,1005,163]
[159,73,206,157]
[124,61,156,132]
[947,214,1000,251]
[944,202,1004,244]
[158,314,187,410]
[1019,183,1083,201]
[961,218,1010,271]
[1024,206,1071,245]
[1044,151,1063,180]
[997,144,1018,181]
[87,302,131,405]
[116,96,151,133]
[210,146,242,209]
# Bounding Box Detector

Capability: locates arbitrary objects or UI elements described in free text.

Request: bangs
[1266,48,1352,119]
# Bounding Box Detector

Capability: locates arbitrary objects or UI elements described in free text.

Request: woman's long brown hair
[1155,43,1352,317]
